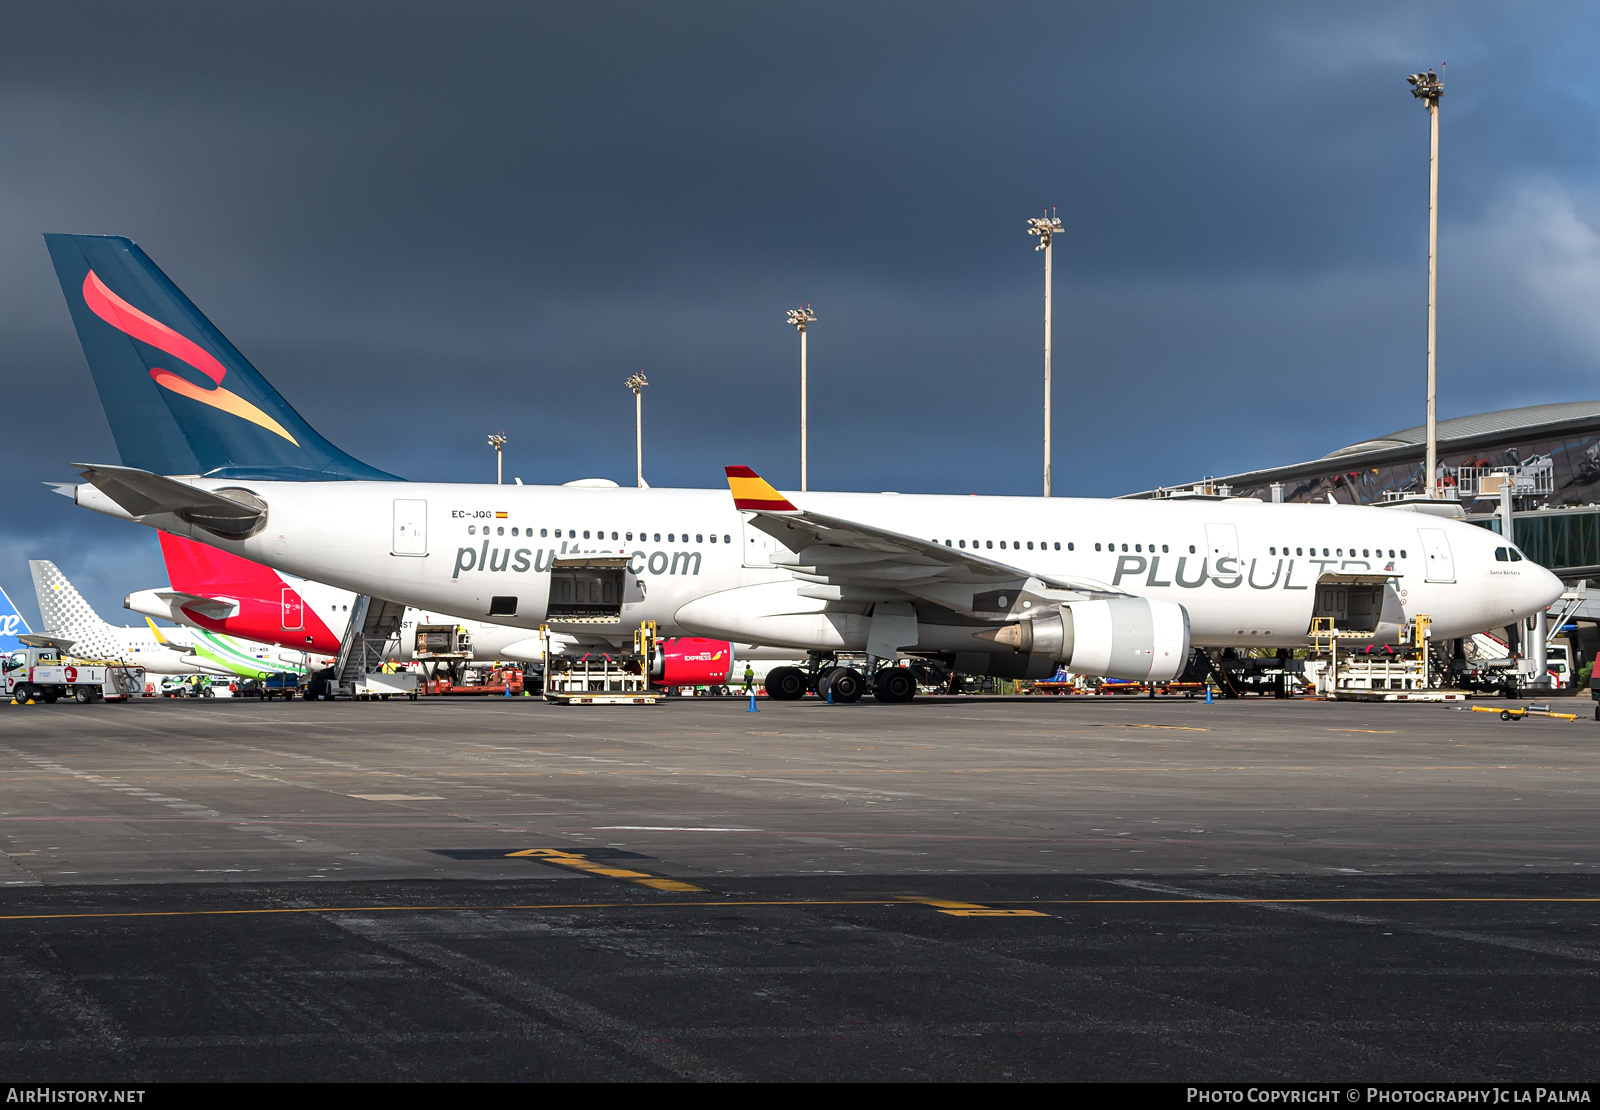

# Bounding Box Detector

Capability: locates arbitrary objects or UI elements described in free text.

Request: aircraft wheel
[873,668,917,704]
[764,667,808,701]
[824,667,865,704]
[74,687,92,704]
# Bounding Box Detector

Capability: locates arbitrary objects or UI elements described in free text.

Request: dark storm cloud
[1,1,1598,622]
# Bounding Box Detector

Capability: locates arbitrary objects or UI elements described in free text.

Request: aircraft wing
[724,466,1127,611]
[143,617,198,655]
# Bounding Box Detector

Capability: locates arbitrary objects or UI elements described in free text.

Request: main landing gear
[761,656,918,704]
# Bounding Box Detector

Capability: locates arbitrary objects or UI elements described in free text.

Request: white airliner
[43,234,1565,702]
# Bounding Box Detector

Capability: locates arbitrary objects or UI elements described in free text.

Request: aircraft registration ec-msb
[42,233,1562,696]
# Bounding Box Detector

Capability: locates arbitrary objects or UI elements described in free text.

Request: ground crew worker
[743,664,755,694]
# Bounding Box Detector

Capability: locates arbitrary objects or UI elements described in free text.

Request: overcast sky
[2,1,1598,625]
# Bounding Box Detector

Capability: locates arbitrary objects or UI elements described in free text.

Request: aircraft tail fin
[43,233,400,482]
[0,586,32,653]
[159,530,287,596]
[28,560,121,659]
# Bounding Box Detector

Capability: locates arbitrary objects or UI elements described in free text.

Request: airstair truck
[4,635,139,703]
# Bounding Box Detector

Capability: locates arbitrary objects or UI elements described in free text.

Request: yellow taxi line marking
[3,895,1600,925]
[505,848,706,892]
[896,895,1051,918]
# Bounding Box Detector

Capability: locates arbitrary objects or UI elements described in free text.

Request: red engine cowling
[652,637,735,686]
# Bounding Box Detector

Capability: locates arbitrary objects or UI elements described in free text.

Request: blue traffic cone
[1205,684,1213,704]
[747,691,759,712]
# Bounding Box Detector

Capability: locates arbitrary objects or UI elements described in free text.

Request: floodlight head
[487,432,508,450]
[1026,214,1063,250]
[625,373,649,393]
[1407,68,1443,104]
[785,306,816,331]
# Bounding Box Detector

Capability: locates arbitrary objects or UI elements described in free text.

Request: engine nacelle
[980,599,1191,682]
[651,637,736,686]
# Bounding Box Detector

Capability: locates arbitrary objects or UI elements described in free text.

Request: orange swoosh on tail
[82,271,299,446]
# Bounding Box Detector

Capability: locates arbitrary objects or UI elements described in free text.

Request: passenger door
[392,499,427,557]
[1417,528,1455,583]
[1204,523,1239,564]
[280,588,303,631]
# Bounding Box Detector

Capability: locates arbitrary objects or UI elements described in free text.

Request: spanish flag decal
[725,466,797,511]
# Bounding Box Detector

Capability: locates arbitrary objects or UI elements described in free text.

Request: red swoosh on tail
[82,270,299,446]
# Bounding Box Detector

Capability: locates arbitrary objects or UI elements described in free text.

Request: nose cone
[1519,563,1565,621]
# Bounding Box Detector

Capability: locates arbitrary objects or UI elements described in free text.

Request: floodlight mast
[625,373,649,488]
[787,306,817,492]
[487,432,508,485]
[1408,67,1444,497]
[1027,212,1063,497]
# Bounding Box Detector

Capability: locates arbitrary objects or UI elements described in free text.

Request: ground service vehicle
[4,636,138,703]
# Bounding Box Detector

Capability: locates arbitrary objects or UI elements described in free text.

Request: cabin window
[583,530,590,539]
[1362,549,1369,557]
[945,540,952,547]
[1295,547,1302,555]
[696,534,703,543]
[611,532,618,540]
[1161,545,1168,553]
[541,529,548,537]
[724,535,730,543]
[1095,543,1102,551]
[497,527,505,536]
[667,534,674,542]
[468,525,476,535]
[1026,542,1033,550]
[654,533,661,541]
[959,540,966,548]
[709,534,717,543]
[1400,549,1407,558]
[1388,549,1394,557]
[1135,544,1141,552]
[1189,545,1196,554]
[999,541,1006,549]
[1121,544,1128,552]
[986,540,993,549]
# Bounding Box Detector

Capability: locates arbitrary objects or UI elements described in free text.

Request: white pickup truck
[4,636,141,704]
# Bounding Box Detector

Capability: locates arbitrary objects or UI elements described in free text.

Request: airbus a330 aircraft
[29,560,311,678]
[43,234,1564,702]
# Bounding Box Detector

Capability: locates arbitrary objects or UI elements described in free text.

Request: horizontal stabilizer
[75,463,266,537]
[125,587,239,622]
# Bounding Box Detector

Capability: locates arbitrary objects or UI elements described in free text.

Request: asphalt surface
[2,693,1598,1081]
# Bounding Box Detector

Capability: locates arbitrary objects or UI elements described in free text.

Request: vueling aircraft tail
[28,560,122,659]
[0,586,32,653]
[43,234,400,482]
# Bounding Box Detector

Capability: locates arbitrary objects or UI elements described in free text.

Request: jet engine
[977,598,1191,682]
[650,637,736,686]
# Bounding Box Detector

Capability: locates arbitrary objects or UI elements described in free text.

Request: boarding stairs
[334,595,408,686]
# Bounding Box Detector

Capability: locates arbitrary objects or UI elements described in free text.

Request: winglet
[725,466,798,512]
[144,616,171,645]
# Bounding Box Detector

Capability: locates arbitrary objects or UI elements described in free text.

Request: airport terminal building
[1130,401,1600,581]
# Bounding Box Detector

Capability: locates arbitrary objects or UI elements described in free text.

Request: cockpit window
[1495,547,1509,562]
[1510,547,1524,562]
